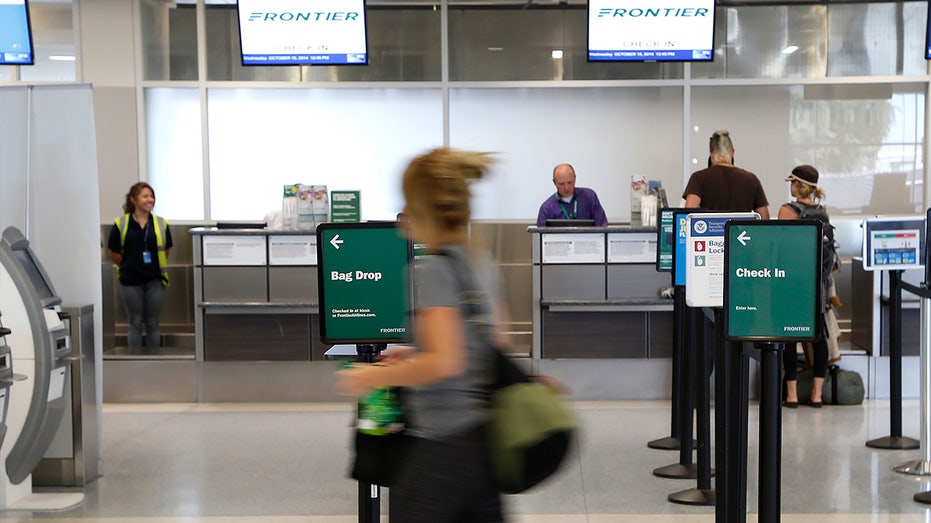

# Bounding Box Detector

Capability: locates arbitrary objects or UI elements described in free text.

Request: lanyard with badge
[141,220,153,265]
[559,199,578,219]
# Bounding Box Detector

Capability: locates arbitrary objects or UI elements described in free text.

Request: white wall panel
[206,88,443,222]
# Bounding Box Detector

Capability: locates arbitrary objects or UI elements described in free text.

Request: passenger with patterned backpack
[779,165,838,408]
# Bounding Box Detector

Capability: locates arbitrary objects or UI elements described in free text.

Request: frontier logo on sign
[247,12,361,22]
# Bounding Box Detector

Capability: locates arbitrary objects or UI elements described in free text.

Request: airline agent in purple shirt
[536,163,609,227]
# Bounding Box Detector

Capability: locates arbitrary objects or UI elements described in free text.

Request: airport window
[447,5,684,81]
[140,0,199,81]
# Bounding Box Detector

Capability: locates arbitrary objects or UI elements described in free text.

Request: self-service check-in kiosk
[0,319,26,452]
[0,227,82,509]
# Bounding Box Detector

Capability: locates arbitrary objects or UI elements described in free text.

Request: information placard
[608,232,656,263]
[330,190,361,223]
[269,235,317,265]
[861,216,926,271]
[685,212,759,307]
[724,221,820,341]
[657,207,689,272]
[541,233,606,264]
[202,235,267,266]
[316,222,413,344]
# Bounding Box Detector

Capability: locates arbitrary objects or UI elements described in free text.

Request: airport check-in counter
[190,228,332,361]
[529,226,672,359]
[0,226,72,494]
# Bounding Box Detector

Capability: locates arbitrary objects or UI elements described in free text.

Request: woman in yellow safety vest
[107,182,172,352]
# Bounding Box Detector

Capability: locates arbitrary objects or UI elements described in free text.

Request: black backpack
[788,202,838,305]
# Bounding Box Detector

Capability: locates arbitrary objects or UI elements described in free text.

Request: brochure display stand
[316,222,413,523]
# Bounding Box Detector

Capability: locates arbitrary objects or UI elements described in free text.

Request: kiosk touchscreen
[861,216,926,271]
[316,222,413,345]
[0,226,79,509]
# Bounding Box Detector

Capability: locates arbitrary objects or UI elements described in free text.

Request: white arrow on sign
[330,234,344,249]
[737,230,751,246]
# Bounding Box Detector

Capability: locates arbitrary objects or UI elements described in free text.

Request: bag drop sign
[316,222,413,344]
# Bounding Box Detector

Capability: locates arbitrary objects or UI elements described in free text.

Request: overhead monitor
[0,0,34,66]
[316,222,413,344]
[587,0,715,62]
[861,216,926,272]
[544,219,597,228]
[926,2,931,60]
[237,0,368,66]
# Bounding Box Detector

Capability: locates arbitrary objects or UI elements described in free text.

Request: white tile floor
[3,399,931,522]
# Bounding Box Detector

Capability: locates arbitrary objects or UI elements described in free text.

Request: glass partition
[691,83,924,217]
[14,0,76,82]
[693,2,927,79]
[448,5,683,81]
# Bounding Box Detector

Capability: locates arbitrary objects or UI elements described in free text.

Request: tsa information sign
[862,216,926,271]
[316,222,412,344]
[685,212,759,307]
[724,221,820,342]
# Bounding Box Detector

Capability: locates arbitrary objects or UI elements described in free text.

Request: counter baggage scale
[0,227,82,510]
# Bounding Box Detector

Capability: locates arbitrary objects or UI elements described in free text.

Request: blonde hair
[402,148,493,237]
[795,182,826,201]
[709,130,734,164]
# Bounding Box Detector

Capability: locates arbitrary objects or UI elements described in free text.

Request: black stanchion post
[867,270,919,450]
[650,286,688,451]
[720,338,749,523]
[356,343,386,523]
[668,306,714,505]
[757,342,783,523]
[655,293,698,478]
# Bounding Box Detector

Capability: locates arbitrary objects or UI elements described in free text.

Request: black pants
[389,424,503,523]
[783,314,829,380]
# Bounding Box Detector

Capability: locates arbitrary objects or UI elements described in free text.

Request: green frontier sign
[316,222,413,344]
[724,221,821,342]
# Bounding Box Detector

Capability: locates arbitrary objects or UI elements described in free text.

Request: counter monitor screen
[0,0,34,65]
[545,219,596,227]
[13,248,54,301]
[237,0,368,66]
[862,216,926,271]
[587,0,715,62]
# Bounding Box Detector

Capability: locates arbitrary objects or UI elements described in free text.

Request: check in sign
[316,222,413,344]
[724,221,821,342]
[685,212,759,307]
